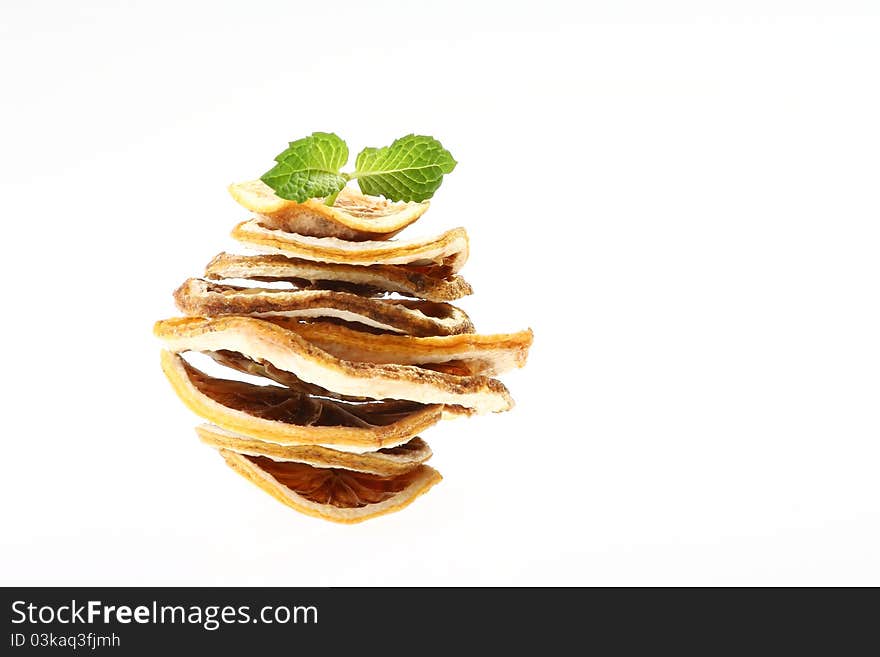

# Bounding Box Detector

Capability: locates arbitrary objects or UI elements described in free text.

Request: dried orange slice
[154,316,514,413]
[173,278,474,336]
[197,424,432,476]
[159,350,442,452]
[218,449,442,523]
[272,320,533,376]
[229,181,429,241]
[231,222,469,273]
[204,252,473,302]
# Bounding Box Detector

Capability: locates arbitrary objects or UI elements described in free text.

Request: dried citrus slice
[208,349,372,402]
[196,424,432,476]
[205,350,476,420]
[218,449,442,523]
[229,181,429,241]
[173,278,473,336]
[204,252,473,302]
[231,222,469,273]
[159,350,442,452]
[154,316,514,413]
[269,319,533,376]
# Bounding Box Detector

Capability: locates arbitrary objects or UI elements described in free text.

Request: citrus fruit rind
[196,424,432,476]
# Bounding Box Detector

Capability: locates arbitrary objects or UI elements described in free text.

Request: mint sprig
[260,133,456,205]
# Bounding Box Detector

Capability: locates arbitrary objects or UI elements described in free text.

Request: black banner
[1,587,874,653]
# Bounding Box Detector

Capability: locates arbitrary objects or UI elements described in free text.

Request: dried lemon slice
[219,449,442,523]
[154,316,514,413]
[272,320,533,376]
[231,222,469,273]
[159,350,442,452]
[173,278,474,337]
[204,252,473,302]
[229,181,429,241]
[208,349,375,404]
[197,424,432,476]
[204,350,476,420]
[208,349,372,402]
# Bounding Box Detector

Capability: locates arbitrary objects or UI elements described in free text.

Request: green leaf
[260,132,349,202]
[353,135,457,202]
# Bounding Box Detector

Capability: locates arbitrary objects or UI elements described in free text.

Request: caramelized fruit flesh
[249,457,424,508]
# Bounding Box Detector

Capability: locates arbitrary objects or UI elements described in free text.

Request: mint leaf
[260,132,349,202]
[353,135,456,202]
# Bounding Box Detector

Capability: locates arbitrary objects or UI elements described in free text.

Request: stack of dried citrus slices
[155,180,533,523]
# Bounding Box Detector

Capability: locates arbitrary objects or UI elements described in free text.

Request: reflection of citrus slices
[173,278,474,336]
[229,180,429,241]
[154,316,514,413]
[159,350,442,452]
[204,252,473,303]
[196,424,432,476]
[219,449,442,523]
[231,221,470,273]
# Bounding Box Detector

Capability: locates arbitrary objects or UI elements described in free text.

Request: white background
[2,1,879,586]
